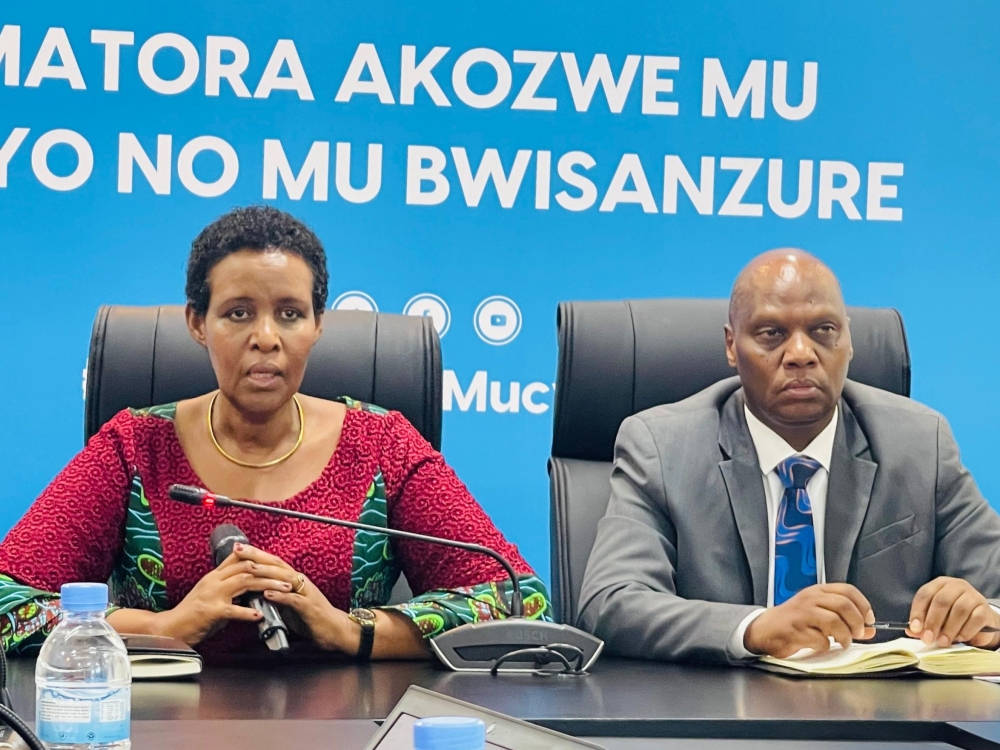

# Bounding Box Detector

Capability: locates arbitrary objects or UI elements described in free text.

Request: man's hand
[744,583,876,658]
[907,577,1000,649]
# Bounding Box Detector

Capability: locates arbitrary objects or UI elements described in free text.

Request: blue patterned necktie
[773,456,822,605]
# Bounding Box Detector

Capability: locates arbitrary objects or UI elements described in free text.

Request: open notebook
[122,634,203,680]
[759,637,1000,677]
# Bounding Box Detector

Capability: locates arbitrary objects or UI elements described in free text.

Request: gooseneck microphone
[209,523,290,654]
[168,484,604,673]
[177,484,523,616]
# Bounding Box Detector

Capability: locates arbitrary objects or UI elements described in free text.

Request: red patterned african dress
[0,397,550,654]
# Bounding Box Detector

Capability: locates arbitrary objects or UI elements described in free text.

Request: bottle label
[36,686,131,745]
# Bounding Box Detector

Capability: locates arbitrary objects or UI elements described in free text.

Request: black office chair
[85,305,442,448]
[86,305,442,607]
[548,298,911,624]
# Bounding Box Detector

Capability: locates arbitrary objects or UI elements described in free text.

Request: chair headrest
[85,305,443,450]
[552,298,910,462]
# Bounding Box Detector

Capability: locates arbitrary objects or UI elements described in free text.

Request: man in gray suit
[578,249,1000,663]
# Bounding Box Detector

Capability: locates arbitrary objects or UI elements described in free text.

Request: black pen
[871,621,1000,634]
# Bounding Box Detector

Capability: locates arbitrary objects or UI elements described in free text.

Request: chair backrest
[85,305,443,450]
[548,298,911,624]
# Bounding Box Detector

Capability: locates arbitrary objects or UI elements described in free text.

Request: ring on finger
[292,573,307,594]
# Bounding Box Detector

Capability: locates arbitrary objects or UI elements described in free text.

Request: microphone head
[210,524,249,567]
[168,484,209,506]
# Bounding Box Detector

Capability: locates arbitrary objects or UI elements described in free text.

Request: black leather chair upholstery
[548,298,911,624]
[85,305,443,449]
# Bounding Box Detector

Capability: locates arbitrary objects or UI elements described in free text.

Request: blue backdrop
[1,2,997,584]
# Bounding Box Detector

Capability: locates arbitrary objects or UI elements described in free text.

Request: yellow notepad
[761,637,1000,676]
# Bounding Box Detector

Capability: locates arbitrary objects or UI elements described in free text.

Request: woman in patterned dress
[0,206,550,658]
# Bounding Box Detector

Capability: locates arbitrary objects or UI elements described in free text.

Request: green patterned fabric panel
[385,575,552,639]
[351,470,401,608]
[0,469,168,654]
[109,473,168,611]
[0,576,60,654]
[128,403,178,420]
[338,395,390,415]
[345,466,554,639]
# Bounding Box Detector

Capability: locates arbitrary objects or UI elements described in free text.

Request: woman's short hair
[186,205,329,316]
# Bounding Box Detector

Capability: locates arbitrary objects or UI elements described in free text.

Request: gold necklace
[207,392,305,469]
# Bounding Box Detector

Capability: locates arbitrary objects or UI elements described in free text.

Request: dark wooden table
[8,655,1000,748]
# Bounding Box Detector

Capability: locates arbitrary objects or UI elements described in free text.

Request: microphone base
[429,619,604,673]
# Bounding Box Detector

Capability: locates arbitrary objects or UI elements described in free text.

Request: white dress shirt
[726,405,838,658]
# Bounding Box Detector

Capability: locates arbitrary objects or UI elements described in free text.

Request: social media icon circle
[331,291,378,312]
[403,293,451,338]
[474,296,522,346]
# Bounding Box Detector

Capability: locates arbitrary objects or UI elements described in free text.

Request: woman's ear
[185,303,208,349]
[313,310,324,345]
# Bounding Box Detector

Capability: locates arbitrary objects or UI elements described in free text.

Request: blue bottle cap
[60,583,108,614]
[413,717,486,750]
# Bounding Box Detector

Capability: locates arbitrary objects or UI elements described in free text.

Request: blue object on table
[413,717,486,750]
[60,581,110,612]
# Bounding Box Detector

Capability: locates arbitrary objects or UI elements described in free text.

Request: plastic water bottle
[35,583,131,750]
[413,717,486,750]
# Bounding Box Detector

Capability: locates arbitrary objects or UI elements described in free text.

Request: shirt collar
[743,404,838,475]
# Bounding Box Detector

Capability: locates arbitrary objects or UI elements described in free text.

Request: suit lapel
[824,401,878,583]
[718,391,770,606]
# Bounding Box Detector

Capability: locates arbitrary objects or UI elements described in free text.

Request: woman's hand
[157,553,295,646]
[233,544,356,653]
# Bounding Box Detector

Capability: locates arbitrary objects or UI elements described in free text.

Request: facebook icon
[403,294,451,337]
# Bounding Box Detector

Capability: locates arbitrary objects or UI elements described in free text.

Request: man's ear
[724,324,738,369]
[185,303,208,349]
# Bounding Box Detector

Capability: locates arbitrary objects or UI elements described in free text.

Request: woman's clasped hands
[156,543,357,652]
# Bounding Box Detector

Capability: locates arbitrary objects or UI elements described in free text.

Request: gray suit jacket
[577,377,1000,664]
